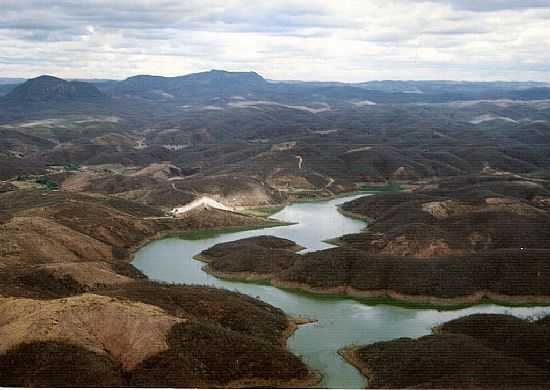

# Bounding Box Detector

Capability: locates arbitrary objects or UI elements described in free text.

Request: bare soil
[0,188,314,387]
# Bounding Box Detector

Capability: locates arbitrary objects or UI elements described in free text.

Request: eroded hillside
[0,189,318,387]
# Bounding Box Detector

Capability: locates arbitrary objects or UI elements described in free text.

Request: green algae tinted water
[132,195,550,388]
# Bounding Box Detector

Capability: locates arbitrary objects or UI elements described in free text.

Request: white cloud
[0,0,549,81]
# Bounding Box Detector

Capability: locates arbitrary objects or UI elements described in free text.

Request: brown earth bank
[338,174,550,258]
[196,234,550,306]
[0,188,319,387]
[63,170,277,210]
[0,188,277,268]
[340,313,550,389]
[57,164,320,210]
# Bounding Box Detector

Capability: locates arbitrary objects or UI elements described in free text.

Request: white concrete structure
[296,155,303,169]
[171,196,234,216]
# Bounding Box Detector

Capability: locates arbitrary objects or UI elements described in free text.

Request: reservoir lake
[133,194,550,388]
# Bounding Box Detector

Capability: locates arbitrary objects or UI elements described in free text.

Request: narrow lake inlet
[133,195,550,388]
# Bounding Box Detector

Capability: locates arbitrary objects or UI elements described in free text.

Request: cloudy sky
[2,0,550,82]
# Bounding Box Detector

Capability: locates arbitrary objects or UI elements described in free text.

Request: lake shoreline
[336,205,371,221]
[132,194,550,388]
[270,280,550,309]
[192,256,550,309]
[124,191,371,267]
[123,219,291,266]
[224,316,322,389]
[337,346,371,384]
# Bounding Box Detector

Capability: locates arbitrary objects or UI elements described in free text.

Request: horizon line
[2,70,550,85]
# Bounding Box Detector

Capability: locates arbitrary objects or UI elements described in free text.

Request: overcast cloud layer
[1,0,550,81]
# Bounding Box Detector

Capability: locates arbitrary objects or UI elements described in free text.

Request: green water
[132,195,550,388]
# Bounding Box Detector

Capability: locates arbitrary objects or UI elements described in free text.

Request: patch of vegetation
[353,333,549,389]
[346,314,550,389]
[242,205,285,217]
[130,320,310,388]
[35,175,58,190]
[0,182,16,193]
[277,247,550,302]
[359,181,403,192]
[172,223,288,240]
[196,236,304,280]
[110,262,147,279]
[0,267,83,299]
[339,176,550,258]
[16,269,85,297]
[15,175,32,181]
[99,281,289,344]
[63,162,81,172]
[201,235,301,258]
[0,341,125,387]
[440,314,550,371]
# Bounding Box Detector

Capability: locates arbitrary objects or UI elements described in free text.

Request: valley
[132,195,550,388]
[4,0,550,385]
[1,70,550,388]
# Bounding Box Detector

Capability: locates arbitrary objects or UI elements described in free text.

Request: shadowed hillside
[0,188,318,387]
[340,313,550,388]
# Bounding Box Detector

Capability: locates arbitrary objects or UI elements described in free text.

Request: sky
[1,0,550,82]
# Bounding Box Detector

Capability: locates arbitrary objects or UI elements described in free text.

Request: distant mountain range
[108,70,268,101]
[2,71,550,107]
[3,75,105,104]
